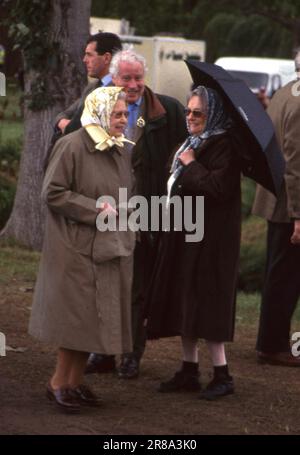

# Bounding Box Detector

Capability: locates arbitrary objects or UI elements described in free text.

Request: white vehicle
[121,35,206,105]
[214,57,296,97]
[89,17,206,104]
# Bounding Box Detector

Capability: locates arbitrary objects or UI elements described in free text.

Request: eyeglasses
[184,108,206,118]
[111,111,129,119]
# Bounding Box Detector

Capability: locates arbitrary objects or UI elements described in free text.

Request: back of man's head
[87,32,122,56]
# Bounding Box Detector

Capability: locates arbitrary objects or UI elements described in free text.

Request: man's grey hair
[110,49,147,77]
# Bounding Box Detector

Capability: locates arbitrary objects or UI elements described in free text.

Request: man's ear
[104,52,112,65]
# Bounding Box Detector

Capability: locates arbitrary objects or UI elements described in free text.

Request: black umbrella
[185,60,285,195]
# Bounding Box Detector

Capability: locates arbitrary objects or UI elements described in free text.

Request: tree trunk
[1,0,91,250]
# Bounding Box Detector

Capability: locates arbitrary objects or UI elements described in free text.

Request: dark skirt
[145,198,240,342]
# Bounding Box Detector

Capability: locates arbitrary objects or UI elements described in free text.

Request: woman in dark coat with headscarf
[146,86,241,400]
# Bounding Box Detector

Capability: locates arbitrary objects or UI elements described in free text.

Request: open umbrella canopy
[185,60,285,195]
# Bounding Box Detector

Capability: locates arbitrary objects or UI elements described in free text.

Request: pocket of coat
[92,230,135,263]
[66,219,94,254]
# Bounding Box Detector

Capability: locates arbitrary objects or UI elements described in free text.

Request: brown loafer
[46,383,81,413]
[257,351,300,367]
[70,384,102,407]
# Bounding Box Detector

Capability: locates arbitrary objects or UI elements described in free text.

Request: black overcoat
[146,132,241,342]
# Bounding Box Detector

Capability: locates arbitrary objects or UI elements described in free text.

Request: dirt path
[1,275,300,436]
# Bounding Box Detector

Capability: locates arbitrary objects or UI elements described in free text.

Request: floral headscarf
[81,86,135,151]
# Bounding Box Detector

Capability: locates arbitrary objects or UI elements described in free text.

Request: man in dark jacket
[55,32,122,135]
[85,49,187,378]
[252,54,300,367]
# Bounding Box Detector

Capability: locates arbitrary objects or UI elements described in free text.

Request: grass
[236,291,300,328]
[236,292,261,325]
[239,215,267,292]
[0,120,23,144]
[0,239,40,285]
[1,240,299,327]
[0,78,24,145]
[241,176,256,218]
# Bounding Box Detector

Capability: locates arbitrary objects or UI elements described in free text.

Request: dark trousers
[256,221,300,353]
[130,234,158,361]
[130,242,147,361]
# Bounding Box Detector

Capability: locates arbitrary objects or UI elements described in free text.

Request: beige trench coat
[29,128,135,354]
[252,80,300,222]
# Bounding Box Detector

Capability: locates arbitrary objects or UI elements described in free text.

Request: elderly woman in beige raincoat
[29,87,135,412]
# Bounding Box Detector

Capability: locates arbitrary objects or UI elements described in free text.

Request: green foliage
[91,0,209,38]
[0,80,23,120]
[91,0,296,59]
[232,0,300,18]
[236,291,260,325]
[241,177,256,219]
[203,13,237,62]
[236,291,300,326]
[0,121,23,144]
[204,13,293,61]
[239,179,266,292]
[227,16,292,58]
[0,80,24,143]
[1,0,70,110]
[239,216,267,292]
[0,139,22,177]
[0,139,22,229]
[0,122,22,228]
[0,175,16,229]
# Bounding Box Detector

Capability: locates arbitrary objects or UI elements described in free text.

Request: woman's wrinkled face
[185,95,207,135]
[109,99,128,137]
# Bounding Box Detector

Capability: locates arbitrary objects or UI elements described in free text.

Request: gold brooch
[136,116,145,128]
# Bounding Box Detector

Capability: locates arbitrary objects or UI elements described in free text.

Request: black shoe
[46,383,81,413]
[199,376,234,401]
[118,355,139,379]
[158,370,201,393]
[84,354,116,375]
[69,384,102,407]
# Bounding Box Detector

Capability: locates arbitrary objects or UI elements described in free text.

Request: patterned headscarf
[170,85,232,176]
[81,86,135,151]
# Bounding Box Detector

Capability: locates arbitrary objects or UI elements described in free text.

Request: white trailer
[121,35,206,105]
